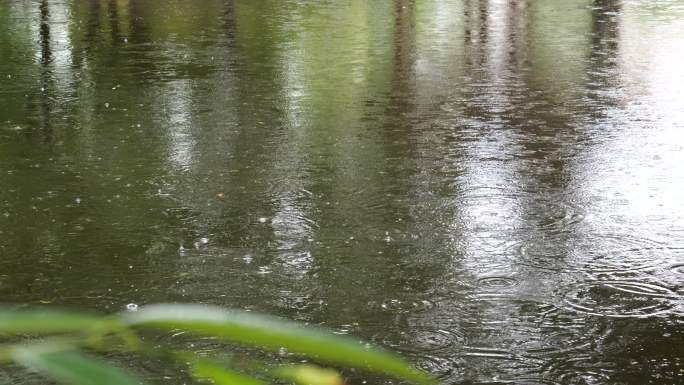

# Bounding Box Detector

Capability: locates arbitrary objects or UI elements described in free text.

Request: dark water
[1,0,684,383]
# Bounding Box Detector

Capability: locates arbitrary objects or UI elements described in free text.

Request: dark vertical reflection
[108,0,120,44]
[591,0,621,52]
[297,2,422,328]
[219,2,282,248]
[129,0,150,44]
[394,0,416,84]
[587,0,622,111]
[39,0,51,67]
[464,0,472,43]
[223,0,236,42]
[84,0,101,45]
[463,0,488,67]
[368,0,420,328]
[504,0,528,68]
[478,0,489,45]
[38,0,53,139]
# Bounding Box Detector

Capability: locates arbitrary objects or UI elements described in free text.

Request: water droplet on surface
[378,298,436,313]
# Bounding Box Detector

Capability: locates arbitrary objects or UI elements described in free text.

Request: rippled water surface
[1,0,684,384]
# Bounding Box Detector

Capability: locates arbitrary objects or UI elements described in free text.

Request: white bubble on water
[194,237,209,249]
[125,303,138,311]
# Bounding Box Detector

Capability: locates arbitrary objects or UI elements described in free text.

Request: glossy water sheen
[1,0,683,384]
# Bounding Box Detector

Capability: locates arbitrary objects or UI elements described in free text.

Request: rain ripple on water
[461,188,586,234]
[510,233,680,275]
[373,328,461,353]
[560,280,678,318]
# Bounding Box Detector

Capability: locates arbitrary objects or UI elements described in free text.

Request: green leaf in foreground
[0,309,110,335]
[193,359,268,385]
[12,348,143,385]
[275,364,344,385]
[124,304,433,385]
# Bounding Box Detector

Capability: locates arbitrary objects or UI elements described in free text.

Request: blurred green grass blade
[0,309,108,335]
[275,364,344,385]
[193,359,267,385]
[124,304,433,384]
[12,348,144,385]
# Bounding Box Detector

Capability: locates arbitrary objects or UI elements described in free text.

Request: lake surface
[1,0,683,384]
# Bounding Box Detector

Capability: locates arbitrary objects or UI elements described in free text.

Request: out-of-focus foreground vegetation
[0,304,433,385]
